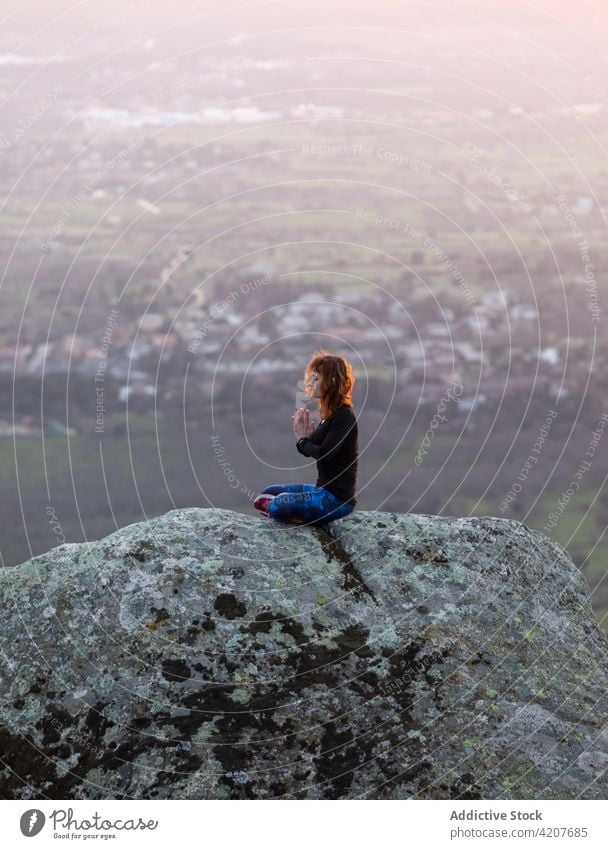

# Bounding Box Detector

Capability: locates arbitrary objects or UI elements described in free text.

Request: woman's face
[310,370,322,398]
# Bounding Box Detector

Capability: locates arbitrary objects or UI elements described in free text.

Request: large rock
[1,508,607,800]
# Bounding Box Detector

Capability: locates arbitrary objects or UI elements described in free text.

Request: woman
[254,349,358,526]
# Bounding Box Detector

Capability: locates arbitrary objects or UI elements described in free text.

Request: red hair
[304,348,355,421]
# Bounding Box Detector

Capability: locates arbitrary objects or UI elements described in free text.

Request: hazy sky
[2,1,607,47]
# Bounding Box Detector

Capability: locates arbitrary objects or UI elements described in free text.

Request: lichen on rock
[0,508,607,800]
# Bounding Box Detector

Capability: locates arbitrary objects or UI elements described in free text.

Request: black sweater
[295,403,358,505]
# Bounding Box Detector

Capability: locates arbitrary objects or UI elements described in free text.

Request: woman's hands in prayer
[292,408,316,439]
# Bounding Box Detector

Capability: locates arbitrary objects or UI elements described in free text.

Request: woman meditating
[254,349,358,526]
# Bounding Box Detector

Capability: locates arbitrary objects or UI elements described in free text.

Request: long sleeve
[296,410,353,462]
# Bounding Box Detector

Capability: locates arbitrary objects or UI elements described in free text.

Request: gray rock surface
[1,508,607,800]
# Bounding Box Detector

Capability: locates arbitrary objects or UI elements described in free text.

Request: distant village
[0,260,585,438]
[1,45,605,438]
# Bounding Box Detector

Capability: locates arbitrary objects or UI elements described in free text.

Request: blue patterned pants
[261,483,355,525]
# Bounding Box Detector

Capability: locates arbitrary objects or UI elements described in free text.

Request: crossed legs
[258,483,354,526]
